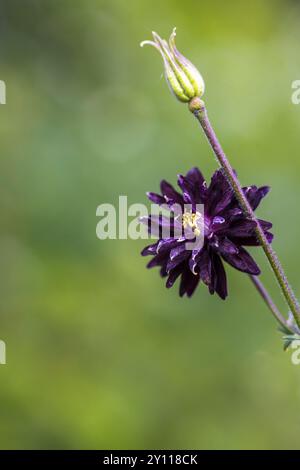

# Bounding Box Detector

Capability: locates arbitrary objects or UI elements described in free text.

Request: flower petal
[185,167,207,203]
[140,214,181,238]
[166,263,185,288]
[197,247,212,285]
[177,174,195,204]
[157,238,183,254]
[206,169,233,215]
[160,264,168,277]
[244,185,270,210]
[186,167,205,184]
[217,237,239,255]
[141,242,159,256]
[179,267,200,297]
[258,219,273,231]
[186,272,200,297]
[146,192,165,205]
[231,231,273,246]
[146,252,169,269]
[169,244,186,260]
[212,253,228,300]
[225,219,257,237]
[160,180,184,206]
[210,215,228,233]
[167,246,190,272]
[222,247,261,275]
[189,248,201,275]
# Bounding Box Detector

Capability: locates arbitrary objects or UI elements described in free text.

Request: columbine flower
[140,28,205,103]
[141,168,273,299]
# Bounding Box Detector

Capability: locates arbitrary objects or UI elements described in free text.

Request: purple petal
[167,246,190,272]
[160,180,184,206]
[179,268,200,297]
[217,237,239,255]
[186,273,200,297]
[231,231,273,246]
[160,264,168,277]
[177,174,194,204]
[197,247,212,286]
[206,169,233,216]
[212,253,228,300]
[146,192,165,205]
[210,216,228,232]
[265,231,274,243]
[169,244,186,260]
[141,242,159,256]
[208,258,216,295]
[244,185,270,210]
[157,238,182,254]
[258,219,273,231]
[225,219,257,237]
[186,167,205,184]
[140,214,181,238]
[189,248,202,275]
[146,252,168,269]
[222,207,243,222]
[213,188,234,215]
[166,263,184,288]
[221,247,261,275]
[185,167,207,203]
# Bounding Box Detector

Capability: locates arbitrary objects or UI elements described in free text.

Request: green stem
[189,98,300,329]
[249,275,293,333]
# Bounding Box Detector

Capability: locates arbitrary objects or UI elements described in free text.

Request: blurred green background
[1,0,300,450]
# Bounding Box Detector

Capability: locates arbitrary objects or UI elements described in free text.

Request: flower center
[181,211,201,236]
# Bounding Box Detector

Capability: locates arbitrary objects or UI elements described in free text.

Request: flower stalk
[249,275,293,332]
[189,97,300,329]
[141,27,300,333]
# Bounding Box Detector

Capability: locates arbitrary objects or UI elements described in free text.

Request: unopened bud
[141,28,205,103]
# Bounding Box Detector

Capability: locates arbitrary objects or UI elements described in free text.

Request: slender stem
[189,99,300,329]
[249,275,292,332]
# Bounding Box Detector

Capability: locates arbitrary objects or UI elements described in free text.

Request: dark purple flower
[141,167,273,299]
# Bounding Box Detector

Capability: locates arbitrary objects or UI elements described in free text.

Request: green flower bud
[140,28,205,103]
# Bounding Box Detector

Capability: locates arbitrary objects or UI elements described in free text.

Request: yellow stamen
[181,211,201,236]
